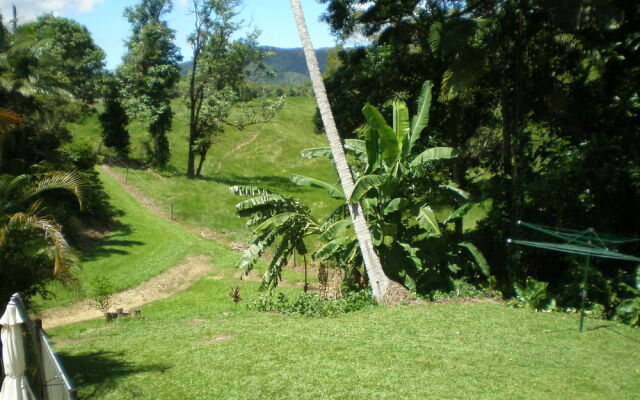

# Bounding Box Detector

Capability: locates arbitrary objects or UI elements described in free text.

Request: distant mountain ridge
[180,46,331,85]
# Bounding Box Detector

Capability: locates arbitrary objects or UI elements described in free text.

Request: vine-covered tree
[118,0,181,168]
[99,75,130,158]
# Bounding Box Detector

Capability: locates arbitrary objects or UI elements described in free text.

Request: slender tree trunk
[195,151,207,177]
[289,0,390,303]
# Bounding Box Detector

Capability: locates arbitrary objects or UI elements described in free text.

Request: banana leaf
[408,81,433,155]
[393,100,410,156]
[459,241,490,276]
[289,174,345,199]
[443,203,473,224]
[417,206,442,237]
[410,147,458,167]
[300,147,333,159]
[383,198,409,215]
[363,104,399,166]
[350,174,385,203]
[320,218,353,242]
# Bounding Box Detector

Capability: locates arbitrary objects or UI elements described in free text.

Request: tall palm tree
[289,0,391,303]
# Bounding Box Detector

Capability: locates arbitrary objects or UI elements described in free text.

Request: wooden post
[303,254,308,293]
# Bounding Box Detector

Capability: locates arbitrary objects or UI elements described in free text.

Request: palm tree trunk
[289,0,390,303]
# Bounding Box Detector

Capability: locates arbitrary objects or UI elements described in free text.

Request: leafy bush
[248,291,375,317]
[58,140,98,170]
[510,277,555,311]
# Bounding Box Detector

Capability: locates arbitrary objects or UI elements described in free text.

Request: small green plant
[511,277,555,311]
[86,275,115,313]
[247,291,375,317]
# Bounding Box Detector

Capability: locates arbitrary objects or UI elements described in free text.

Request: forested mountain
[180,46,331,84]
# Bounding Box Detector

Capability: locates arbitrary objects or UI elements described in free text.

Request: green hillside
[68,96,339,242]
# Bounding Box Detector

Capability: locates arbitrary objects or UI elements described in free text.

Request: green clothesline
[508,221,640,332]
[517,221,640,248]
[507,239,640,262]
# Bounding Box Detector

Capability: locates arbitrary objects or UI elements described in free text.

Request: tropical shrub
[229,185,320,291]
[510,277,555,311]
[232,81,491,297]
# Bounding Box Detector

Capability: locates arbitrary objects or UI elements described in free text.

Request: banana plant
[229,185,320,291]
[293,81,490,290]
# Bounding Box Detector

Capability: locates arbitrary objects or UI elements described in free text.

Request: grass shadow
[198,172,316,194]
[79,225,145,262]
[587,324,640,344]
[58,350,172,399]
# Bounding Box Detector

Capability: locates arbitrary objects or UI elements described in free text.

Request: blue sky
[1,0,337,70]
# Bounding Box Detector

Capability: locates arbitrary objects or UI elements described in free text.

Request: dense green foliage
[319,0,640,318]
[0,170,83,307]
[118,0,181,168]
[0,13,111,308]
[31,15,106,103]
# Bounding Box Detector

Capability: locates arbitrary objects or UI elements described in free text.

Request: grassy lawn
[50,279,640,399]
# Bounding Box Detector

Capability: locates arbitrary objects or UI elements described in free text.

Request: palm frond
[0,208,78,279]
[22,170,85,209]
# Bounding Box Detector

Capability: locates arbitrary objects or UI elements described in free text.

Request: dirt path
[214,130,262,172]
[39,255,213,329]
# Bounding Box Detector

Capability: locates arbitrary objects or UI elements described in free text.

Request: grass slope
[37,167,305,309]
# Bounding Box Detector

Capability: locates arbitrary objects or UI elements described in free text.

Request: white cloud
[0,0,104,22]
